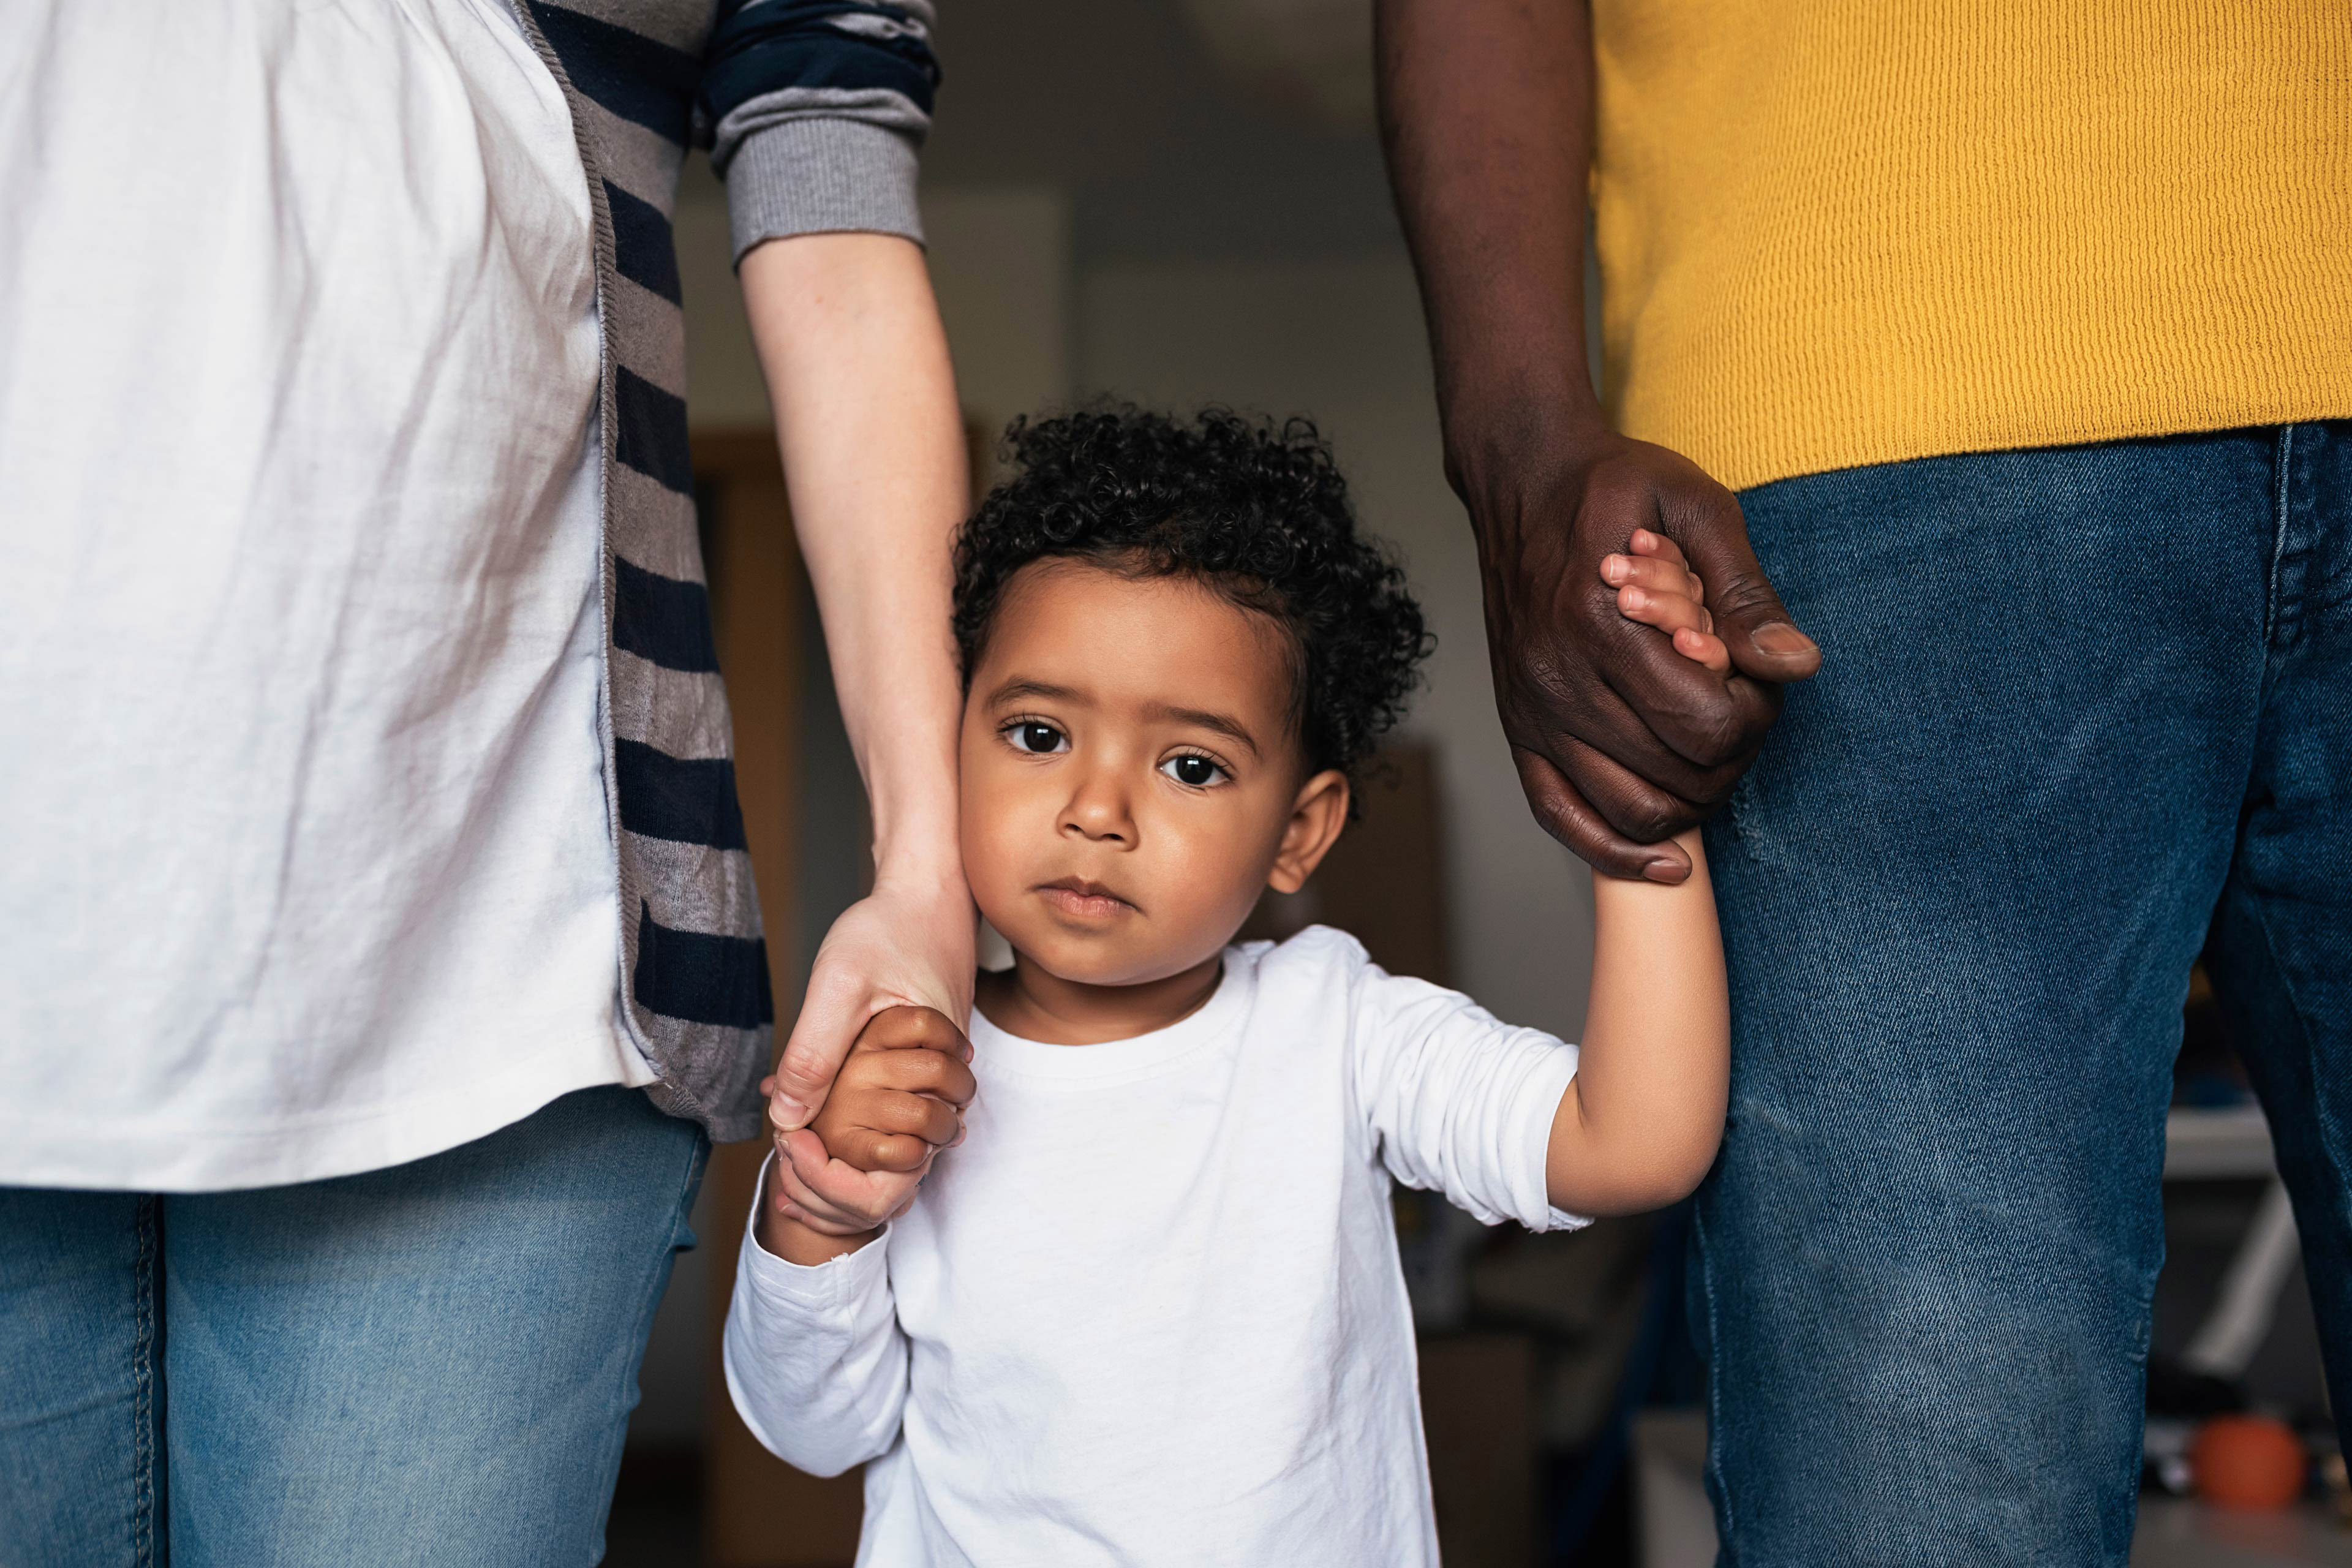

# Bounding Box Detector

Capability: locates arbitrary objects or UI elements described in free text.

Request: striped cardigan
[508,0,938,1142]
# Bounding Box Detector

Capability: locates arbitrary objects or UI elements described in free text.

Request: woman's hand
[756,869,974,1235]
[758,1003,975,1265]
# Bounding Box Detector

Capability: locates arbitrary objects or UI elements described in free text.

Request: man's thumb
[1681,531,1820,684]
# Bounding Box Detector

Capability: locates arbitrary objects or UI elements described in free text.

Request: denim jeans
[0,1086,708,1567]
[1697,422,2351,1564]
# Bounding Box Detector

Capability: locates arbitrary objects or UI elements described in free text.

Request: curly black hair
[952,405,1431,786]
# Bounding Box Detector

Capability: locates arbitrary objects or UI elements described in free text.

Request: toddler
[725,408,1730,1565]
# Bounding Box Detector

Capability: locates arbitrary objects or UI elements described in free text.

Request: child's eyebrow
[987,677,1087,708]
[1148,703,1261,760]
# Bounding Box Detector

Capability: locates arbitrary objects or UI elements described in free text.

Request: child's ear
[1267,769,1350,895]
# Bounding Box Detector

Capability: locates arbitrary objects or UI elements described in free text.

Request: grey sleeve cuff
[723,116,924,263]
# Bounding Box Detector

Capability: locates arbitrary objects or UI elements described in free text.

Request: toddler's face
[959,561,1346,989]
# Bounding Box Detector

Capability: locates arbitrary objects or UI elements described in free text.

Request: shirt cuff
[1512,1044,1591,1234]
[736,1153,891,1310]
[725,117,924,263]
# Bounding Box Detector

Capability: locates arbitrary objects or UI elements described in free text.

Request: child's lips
[1035,878,1135,919]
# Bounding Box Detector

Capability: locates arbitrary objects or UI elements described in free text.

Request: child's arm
[723,1173,910,1477]
[1545,530,1732,1214]
[1543,828,1728,1215]
[723,1008,972,1476]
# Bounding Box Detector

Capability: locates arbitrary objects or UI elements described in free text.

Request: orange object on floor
[2189,1415,2309,1510]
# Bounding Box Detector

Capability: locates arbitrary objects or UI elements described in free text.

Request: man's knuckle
[1711,577,1783,624]
[1689,708,1748,766]
[1624,798,1683,841]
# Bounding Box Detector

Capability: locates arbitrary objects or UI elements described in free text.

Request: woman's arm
[1545,829,1730,1215]
[738,232,974,1229]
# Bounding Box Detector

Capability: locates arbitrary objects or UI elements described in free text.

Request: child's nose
[1059,769,1134,844]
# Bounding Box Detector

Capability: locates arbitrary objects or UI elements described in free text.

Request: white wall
[924,186,1072,449]
[1077,258,1593,1038]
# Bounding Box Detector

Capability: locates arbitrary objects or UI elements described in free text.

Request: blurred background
[607,1,2339,1562]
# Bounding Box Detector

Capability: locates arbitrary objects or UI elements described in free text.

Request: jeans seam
[2236,883,2352,1232]
[133,1196,159,1568]
[2265,425,2294,648]
[1693,1200,1736,1556]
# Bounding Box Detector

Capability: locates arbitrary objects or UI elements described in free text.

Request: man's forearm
[741,232,968,884]
[1379,0,1816,878]
[1376,0,1604,493]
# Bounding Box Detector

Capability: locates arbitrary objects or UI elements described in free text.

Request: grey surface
[924,0,1403,266]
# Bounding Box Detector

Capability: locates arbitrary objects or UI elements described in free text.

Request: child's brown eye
[1162,755,1223,788]
[1009,721,1065,754]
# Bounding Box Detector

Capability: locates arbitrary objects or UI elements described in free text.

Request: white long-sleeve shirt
[724,927,1586,1567]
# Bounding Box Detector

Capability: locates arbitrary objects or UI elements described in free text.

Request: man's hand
[758,1005,974,1267]
[1463,428,1820,883]
[1375,0,1819,883]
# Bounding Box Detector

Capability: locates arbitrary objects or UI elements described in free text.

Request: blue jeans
[1697,422,2351,1563]
[0,1087,707,1567]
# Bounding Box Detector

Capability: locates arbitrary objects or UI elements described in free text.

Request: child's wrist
[756,1201,881,1267]
[755,1156,882,1266]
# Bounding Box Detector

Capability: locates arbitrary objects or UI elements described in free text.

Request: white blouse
[0,0,652,1190]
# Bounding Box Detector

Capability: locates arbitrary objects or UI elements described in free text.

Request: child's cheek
[960,794,1031,943]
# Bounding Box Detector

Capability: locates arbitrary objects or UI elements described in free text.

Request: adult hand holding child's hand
[759,1005,974,1266]
[1458,427,1820,884]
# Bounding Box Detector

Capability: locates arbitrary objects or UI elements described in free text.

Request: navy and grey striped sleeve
[699,0,938,262]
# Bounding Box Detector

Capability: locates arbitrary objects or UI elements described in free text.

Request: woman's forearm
[739,232,968,886]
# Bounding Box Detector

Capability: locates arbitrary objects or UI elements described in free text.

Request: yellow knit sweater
[1589,1,2352,494]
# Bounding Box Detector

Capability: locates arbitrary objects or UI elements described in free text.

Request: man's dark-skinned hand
[1464,426,1822,881]
[1377,0,1820,881]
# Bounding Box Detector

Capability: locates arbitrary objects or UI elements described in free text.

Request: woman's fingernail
[769,1095,809,1131]
[1752,621,1818,657]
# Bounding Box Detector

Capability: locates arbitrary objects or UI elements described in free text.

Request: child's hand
[807,1005,974,1175]
[1601,529,1732,675]
[758,1006,974,1265]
